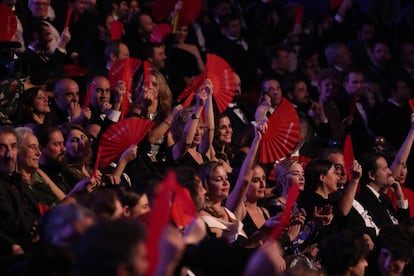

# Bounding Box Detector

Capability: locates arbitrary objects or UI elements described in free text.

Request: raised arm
[226,122,266,220]
[337,160,362,216]
[172,85,207,161]
[148,105,182,144]
[200,79,215,158]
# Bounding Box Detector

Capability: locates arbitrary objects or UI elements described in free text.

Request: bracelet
[191,114,201,120]
[163,120,171,126]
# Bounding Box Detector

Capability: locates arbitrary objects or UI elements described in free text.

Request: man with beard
[49,78,91,125]
[0,126,36,256]
[34,125,72,194]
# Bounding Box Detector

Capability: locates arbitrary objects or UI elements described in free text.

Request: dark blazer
[358,185,410,229]
[0,173,36,254]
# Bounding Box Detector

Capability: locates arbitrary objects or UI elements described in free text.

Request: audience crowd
[1,0,414,275]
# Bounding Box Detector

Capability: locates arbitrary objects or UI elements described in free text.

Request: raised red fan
[259,98,300,163]
[97,117,154,168]
[0,4,17,41]
[177,54,237,113]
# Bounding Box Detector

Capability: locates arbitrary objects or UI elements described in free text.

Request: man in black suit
[336,69,375,157]
[0,126,36,255]
[358,153,410,230]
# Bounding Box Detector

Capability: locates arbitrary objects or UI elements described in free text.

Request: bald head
[91,76,111,108]
[54,78,80,111]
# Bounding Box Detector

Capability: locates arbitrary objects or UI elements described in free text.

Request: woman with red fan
[170,79,215,168]
[268,159,306,217]
[60,124,103,191]
[225,123,304,247]
[129,70,178,168]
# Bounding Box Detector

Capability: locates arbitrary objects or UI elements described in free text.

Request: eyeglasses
[23,144,42,153]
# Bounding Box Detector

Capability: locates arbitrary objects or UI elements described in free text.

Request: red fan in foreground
[259,98,300,163]
[177,54,237,113]
[0,3,17,40]
[108,58,142,90]
[98,118,154,168]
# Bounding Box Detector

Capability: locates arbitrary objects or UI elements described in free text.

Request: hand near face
[114,80,126,103]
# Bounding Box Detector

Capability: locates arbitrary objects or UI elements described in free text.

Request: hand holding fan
[97,117,154,168]
[259,98,300,163]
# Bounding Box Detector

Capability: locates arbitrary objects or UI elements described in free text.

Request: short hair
[360,152,384,186]
[320,147,344,160]
[117,187,145,209]
[33,125,62,148]
[315,68,340,86]
[0,126,16,137]
[304,159,333,192]
[318,230,369,274]
[260,77,280,96]
[378,225,413,261]
[343,68,364,83]
[324,42,346,66]
[266,44,289,62]
[104,40,122,61]
[87,189,120,218]
[144,42,164,60]
[75,218,147,276]
[219,13,240,28]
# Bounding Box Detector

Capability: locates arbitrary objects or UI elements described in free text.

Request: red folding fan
[206,54,237,113]
[98,118,154,168]
[0,4,17,41]
[259,98,300,163]
[343,134,354,182]
[409,98,414,112]
[269,183,300,240]
[146,170,176,276]
[330,0,343,10]
[152,0,175,23]
[64,7,72,29]
[110,20,124,40]
[177,0,201,28]
[170,183,197,228]
[150,23,172,43]
[294,5,304,25]
[108,58,142,90]
[177,54,237,112]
